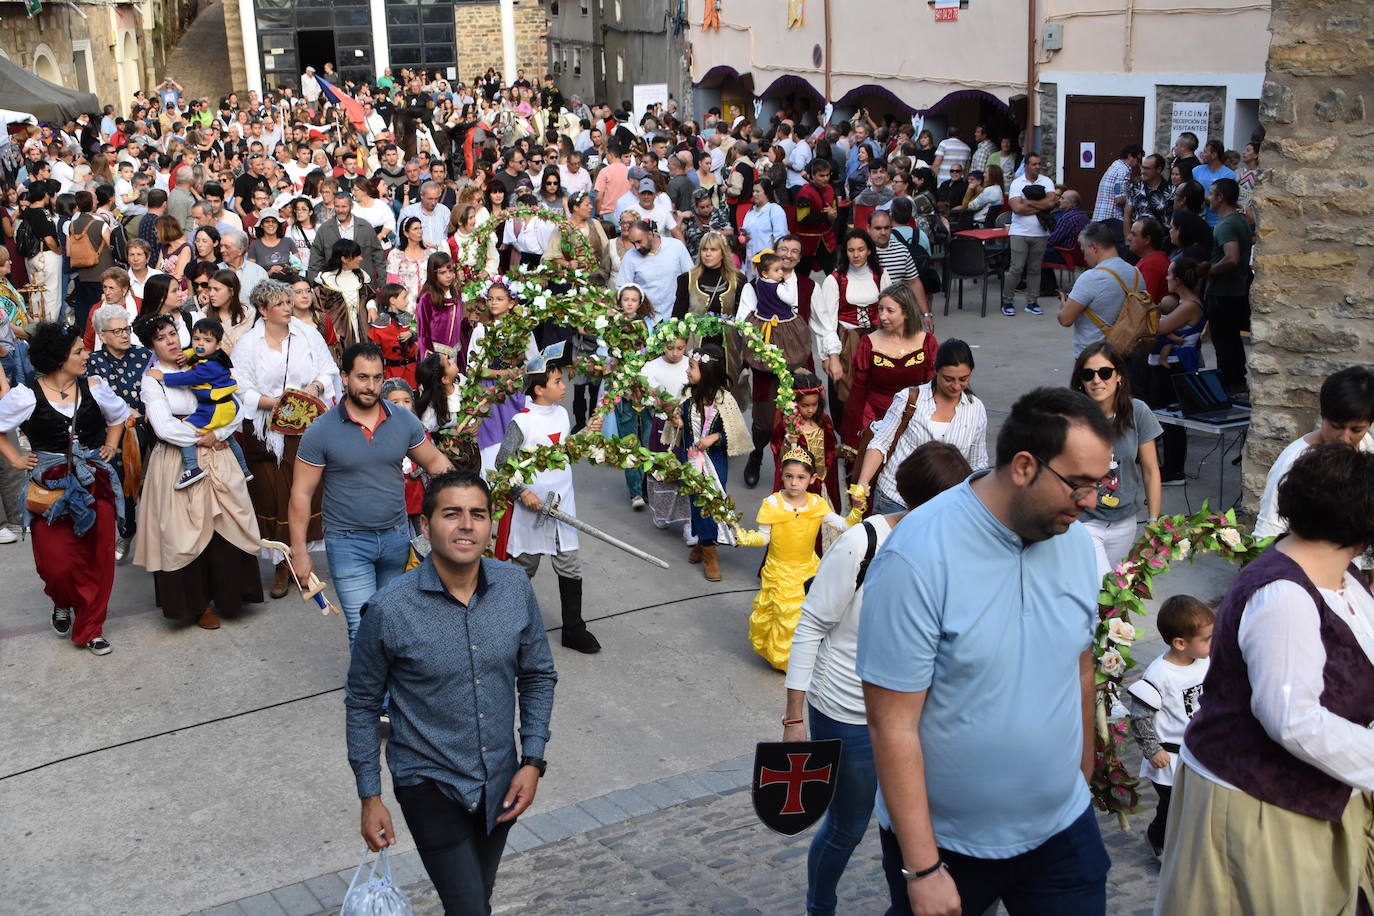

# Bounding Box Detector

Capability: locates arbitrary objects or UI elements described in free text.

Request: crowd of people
[1,65,1369,916]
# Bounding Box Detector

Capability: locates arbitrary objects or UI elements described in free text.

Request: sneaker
[52,606,73,636]
[1148,836,1164,859]
[84,636,112,656]
[1000,303,1016,317]
[630,495,646,510]
[174,467,207,490]
[114,536,130,562]
[0,527,17,544]
[243,471,255,484]
[1024,302,1044,316]
[1161,474,1187,487]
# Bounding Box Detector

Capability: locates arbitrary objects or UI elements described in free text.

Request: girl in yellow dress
[735,446,864,671]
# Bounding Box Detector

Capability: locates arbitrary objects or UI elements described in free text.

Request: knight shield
[751,739,843,835]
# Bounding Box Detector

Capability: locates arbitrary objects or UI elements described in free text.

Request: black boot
[557,576,601,654]
[744,447,764,488]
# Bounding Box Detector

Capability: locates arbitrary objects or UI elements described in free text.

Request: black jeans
[1147,781,1173,852]
[880,804,1110,916]
[1206,292,1250,392]
[394,780,514,916]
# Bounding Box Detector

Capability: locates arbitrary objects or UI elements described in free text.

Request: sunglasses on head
[1078,366,1117,382]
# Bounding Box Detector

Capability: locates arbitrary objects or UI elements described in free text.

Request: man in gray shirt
[346,469,557,915]
[1056,221,1145,356]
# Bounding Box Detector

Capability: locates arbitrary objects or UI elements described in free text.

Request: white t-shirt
[935,137,972,182]
[1128,653,1209,786]
[1007,174,1056,238]
[1255,432,1374,539]
[640,354,689,399]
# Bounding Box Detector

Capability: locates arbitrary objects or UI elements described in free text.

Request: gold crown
[780,445,815,468]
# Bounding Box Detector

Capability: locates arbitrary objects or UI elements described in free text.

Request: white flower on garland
[1106,618,1136,645]
[1099,648,1126,677]
[1174,537,1192,559]
[1218,527,1242,549]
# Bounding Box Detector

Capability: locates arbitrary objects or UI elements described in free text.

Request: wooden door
[1062,96,1145,206]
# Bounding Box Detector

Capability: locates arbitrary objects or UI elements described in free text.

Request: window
[550,0,559,13]
[383,0,455,76]
[580,0,588,14]
[573,48,582,76]
[614,0,621,20]
[552,43,562,74]
[616,52,623,82]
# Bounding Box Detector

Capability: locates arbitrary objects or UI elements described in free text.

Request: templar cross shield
[751,739,843,835]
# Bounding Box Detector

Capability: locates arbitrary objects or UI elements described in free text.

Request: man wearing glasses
[87,305,154,562]
[860,387,1113,916]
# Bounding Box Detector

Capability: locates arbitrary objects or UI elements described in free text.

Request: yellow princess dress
[738,492,862,671]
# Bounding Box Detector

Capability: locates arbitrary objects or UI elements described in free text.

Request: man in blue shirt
[346,468,558,914]
[1192,139,1236,227]
[291,342,453,639]
[858,387,1114,916]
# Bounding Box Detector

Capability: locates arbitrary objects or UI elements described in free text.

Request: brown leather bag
[66,216,106,269]
[1084,267,1160,358]
[850,385,922,488]
[26,479,64,515]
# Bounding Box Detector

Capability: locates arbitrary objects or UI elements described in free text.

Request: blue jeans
[874,489,905,515]
[613,401,654,498]
[180,437,250,477]
[806,706,877,916]
[880,804,1109,916]
[325,521,412,642]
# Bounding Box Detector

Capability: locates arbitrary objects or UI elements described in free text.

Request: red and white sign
[935,7,959,21]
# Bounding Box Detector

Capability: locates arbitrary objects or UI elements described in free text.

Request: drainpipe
[1123,0,1136,72]
[823,0,832,103]
[1026,0,1037,152]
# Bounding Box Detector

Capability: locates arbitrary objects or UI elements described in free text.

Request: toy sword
[534,494,670,569]
[261,538,340,615]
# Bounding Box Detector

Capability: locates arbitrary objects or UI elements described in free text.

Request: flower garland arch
[1089,504,1271,827]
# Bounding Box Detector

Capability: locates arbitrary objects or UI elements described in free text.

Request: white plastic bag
[341,847,415,916]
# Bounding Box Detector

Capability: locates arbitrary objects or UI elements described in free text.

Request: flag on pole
[313,74,367,132]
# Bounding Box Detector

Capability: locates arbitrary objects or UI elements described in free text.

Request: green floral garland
[1090,504,1271,827]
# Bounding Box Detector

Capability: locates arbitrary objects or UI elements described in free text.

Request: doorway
[296,29,337,78]
[1063,95,1145,204]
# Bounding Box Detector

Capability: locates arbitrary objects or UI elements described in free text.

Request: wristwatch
[519,755,547,776]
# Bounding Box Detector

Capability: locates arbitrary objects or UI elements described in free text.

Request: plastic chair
[944,236,1004,318]
[1048,243,1086,291]
[981,203,1004,228]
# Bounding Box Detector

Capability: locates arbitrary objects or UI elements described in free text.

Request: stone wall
[1242,0,1374,516]
[1038,81,1058,178]
[1154,85,1228,154]
[454,2,549,85]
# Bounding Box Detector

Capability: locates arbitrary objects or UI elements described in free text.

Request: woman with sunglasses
[1069,340,1163,578]
[536,167,568,214]
[285,197,318,267]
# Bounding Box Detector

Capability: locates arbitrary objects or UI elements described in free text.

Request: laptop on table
[1171,370,1251,424]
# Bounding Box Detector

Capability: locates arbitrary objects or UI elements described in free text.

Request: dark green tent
[0,54,100,124]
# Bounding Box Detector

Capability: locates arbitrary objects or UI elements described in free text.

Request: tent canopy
[0,55,99,124]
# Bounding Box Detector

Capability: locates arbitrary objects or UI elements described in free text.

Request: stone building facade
[0,0,196,111]
[1243,0,1374,515]
[454,1,548,86]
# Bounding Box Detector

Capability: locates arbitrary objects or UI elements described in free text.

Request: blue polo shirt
[855,472,1097,858]
[297,399,426,533]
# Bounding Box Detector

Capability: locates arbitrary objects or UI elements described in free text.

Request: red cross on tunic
[759,753,833,815]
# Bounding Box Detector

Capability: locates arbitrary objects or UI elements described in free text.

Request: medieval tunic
[495,401,579,559]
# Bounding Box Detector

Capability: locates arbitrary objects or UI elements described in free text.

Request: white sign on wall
[633,83,670,127]
[1170,102,1211,146]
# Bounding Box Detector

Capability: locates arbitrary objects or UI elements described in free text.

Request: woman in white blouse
[854,338,988,513]
[814,229,892,427]
[1157,444,1374,915]
[781,443,972,916]
[134,313,263,629]
[233,278,339,598]
[350,178,396,250]
[0,322,128,654]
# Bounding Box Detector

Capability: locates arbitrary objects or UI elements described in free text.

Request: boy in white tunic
[1127,594,1214,857]
[494,342,602,653]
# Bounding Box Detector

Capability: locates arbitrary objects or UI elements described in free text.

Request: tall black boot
[557,576,601,654]
[571,383,589,433]
[744,447,764,488]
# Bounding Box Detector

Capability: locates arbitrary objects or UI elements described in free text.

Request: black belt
[383,357,413,368]
[1161,742,1181,753]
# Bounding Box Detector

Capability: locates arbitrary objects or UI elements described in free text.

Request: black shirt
[492,169,523,198]
[233,172,272,214]
[19,206,57,248]
[402,93,434,130]
[538,86,564,112]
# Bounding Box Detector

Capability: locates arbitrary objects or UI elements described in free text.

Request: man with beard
[289,342,454,641]
[859,387,1113,916]
[345,469,557,916]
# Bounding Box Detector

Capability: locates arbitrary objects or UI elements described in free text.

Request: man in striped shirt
[868,210,934,334]
[1092,145,1142,222]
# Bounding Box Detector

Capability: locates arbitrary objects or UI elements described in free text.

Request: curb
[197,755,755,916]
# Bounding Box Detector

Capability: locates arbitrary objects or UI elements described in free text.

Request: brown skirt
[742,313,812,374]
[153,532,265,621]
[242,427,324,543]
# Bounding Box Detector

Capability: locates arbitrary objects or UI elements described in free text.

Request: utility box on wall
[1042,22,1063,51]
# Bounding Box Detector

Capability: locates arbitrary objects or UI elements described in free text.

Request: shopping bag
[341,847,415,916]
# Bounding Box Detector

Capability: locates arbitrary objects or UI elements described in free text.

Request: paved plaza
[0,300,1246,915]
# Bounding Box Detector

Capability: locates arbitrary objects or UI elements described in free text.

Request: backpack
[66,215,106,268]
[14,216,42,259]
[1083,266,1160,358]
[803,519,880,596]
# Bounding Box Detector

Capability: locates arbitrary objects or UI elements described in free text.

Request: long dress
[233,319,340,549]
[416,290,471,372]
[745,492,853,671]
[136,366,264,619]
[840,332,938,450]
[465,321,537,471]
[494,401,578,560]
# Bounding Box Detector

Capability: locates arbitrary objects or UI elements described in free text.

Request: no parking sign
[1080,142,1096,168]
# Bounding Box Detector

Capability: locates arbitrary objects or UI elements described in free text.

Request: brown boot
[197,606,221,630]
[702,545,721,582]
[688,544,704,564]
[270,561,292,599]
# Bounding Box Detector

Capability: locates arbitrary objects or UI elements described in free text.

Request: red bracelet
[782,718,804,727]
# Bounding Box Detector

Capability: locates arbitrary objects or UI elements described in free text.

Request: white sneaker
[0,527,17,544]
[631,496,646,510]
[114,536,130,562]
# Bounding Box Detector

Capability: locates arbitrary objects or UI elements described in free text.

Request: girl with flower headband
[607,284,657,509]
[465,276,539,471]
[770,370,841,510]
[733,445,863,671]
[662,342,751,581]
